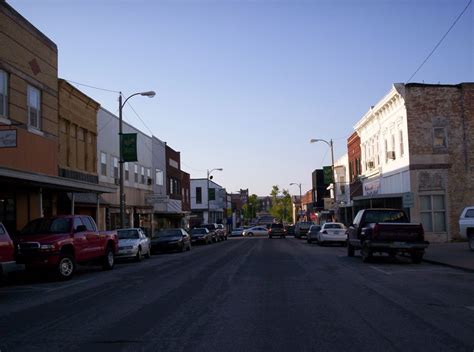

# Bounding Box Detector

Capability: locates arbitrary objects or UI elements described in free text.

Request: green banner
[121,133,138,162]
[323,166,333,184]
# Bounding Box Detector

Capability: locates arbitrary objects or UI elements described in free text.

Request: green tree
[269,186,293,223]
[243,194,258,223]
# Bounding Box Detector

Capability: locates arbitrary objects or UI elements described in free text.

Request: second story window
[209,188,216,201]
[124,162,129,181]
[0,70,8,117]
[196,187,202,204]
[141,166,145,184]
[100,152,107,176]
[147,168,151,184]
[113,157,119,178]
[155,169,163,185]
[433,127,447,148]
[399,130,404,157]
[27,85,41,130]
[134,164,139,183]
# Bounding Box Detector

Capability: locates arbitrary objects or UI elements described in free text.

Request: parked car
[0,223,17,277]
[243,226,269,237]
[217,224,227,240]
[268,223,286,239]
[316,222,347,246]
[286,225,295,236]
[116,228,151,261]
[347,208,429,263]
[190,228,212,245]
[151,228,191,253]
[15,216,117,280]
[201,224,220,242]
[306,225,322,244]
[230,227,244,237]
[294,221,313,239]
[459,206,474,251]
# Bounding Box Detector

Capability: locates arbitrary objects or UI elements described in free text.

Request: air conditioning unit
[114,178,120,185]
[386,151,396,160]
[147,178,152,185]
[367,161,375,168]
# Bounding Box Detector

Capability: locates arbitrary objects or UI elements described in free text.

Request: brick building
[354,82,474,242]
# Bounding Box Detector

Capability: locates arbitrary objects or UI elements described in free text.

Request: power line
[124,99,155,136]
[65,79,121,93]
[406,0,472,83]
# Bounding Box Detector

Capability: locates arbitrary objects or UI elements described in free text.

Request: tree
[243,194,258,223]
[269,185,293,223]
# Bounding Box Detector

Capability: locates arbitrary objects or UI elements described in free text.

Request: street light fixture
[118,90,156,229]
[290,182,302,221]
[207,168,223,224]
[309,138,336,206]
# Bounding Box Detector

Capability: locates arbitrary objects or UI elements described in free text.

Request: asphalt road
[1,237,473,352]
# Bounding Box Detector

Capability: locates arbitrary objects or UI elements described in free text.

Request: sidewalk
[424,242,474,272]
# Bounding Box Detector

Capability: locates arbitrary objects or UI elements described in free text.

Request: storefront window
[420,194,446,233]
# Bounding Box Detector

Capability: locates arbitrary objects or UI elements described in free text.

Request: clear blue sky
[9,0,473,196]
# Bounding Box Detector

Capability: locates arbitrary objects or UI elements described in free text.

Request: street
[1,237,473,352]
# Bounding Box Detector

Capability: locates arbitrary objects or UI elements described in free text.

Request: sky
[8,0,474,196]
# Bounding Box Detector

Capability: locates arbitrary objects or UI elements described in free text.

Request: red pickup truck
[0,222,17,277]
[347,208,429,263]
[15,215,118,280]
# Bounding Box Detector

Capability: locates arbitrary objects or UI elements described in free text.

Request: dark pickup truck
[15,215,118,279]
[347,208,429,263]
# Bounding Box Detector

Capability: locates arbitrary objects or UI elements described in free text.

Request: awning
[66,193,110,205]
[0,166,117,193]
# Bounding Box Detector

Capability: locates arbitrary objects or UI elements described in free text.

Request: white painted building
[190,178,225,224]
[334,153,350,206]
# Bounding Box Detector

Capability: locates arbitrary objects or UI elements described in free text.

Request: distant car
[306,225,322,244]
[230,227,244,237]
[286,225,295,236]
[316,222,347,246]
[190,228,212,245]
[243,226,268,237]
[151,228,191,253]
[459,206,474,251]
[295,221,313,239]
[216,224,228,240]
[116,228,151,261]
[268,223,286,239]
[201,224,220,242]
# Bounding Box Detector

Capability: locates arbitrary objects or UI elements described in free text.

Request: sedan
[190,227,212,245]
[306,225,322,244]
[242,226,269,237]
[151,228,192,253]
[317,222,347,246]
[116,228,151,261]
[230,227,244,237]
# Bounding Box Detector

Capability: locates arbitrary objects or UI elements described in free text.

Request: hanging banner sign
[121,133,137,162]
[323,166,333,184]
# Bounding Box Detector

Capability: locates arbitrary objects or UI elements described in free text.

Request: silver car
[116,228,151,261]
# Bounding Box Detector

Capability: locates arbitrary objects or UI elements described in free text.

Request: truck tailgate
[375,223,423,242]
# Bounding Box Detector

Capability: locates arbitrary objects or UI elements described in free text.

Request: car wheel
[135,247,143,262]
[248,232,253,237]
[411,250,423,264]
[181,243,186,252]
[102,246,115,270]
[145,245,151,258]
[347,242,355,257]
[468,232,474,251]
[57,254,75,280]
[361,244,372,263]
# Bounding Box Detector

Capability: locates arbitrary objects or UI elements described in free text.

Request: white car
[116,228,151,261]
[317,222,347,246]
[242,226,269,237]
[459,206,474,251]
[230,227,244,237]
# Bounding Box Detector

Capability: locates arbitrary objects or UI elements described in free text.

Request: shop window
[420,195,446,232]
[155,169,163,186]
[0,70,7,117]
[27,85,41,130]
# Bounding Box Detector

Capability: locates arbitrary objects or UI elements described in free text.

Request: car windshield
[21,218,71,235]
[155,229,182,237]
[364,211,409,224]
[324,223,345,229]
[117,229,139,239]
[191,228,207,235]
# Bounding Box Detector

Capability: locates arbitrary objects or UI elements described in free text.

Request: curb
[421,257,474,273]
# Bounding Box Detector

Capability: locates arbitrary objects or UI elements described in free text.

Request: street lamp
[207,168,223,223]
[309,138,336,206]
[290,182,302,221]
[118,90,156,229]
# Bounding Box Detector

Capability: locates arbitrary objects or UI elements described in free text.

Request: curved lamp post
[119,91,156,228]
[207,168,223,223]
[309,138,336,206]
